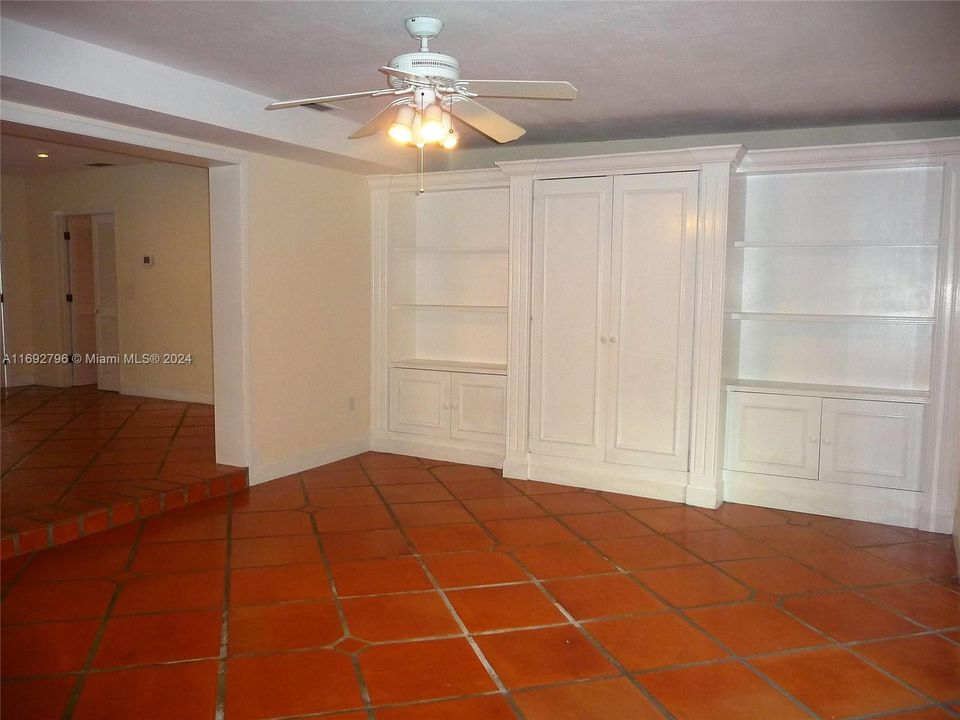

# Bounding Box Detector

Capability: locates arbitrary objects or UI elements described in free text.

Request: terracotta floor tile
[696,503,789,528]
[514,541,615,579]
[463,495,546,520]
[754,647,924,717]
[793,546,918,586]
[873,709,958,720]
[226,651,362,719]
[375,695,516,720]
[588,613,726,671]
[367,466,437,485]
[445,478,521,500]
[1,619,100,676]
[782,590,920,641]
[485,516,577,546]
[406,523,493,553]
[391,500,474,527]
[448,583,565,631]
[865,581,960,628]
[561,511,655,540]
[425,550,528,588]
[231,534,322,567]
[516,676,664,720]
[139,504,229,544]
[630,507,725,534]
[301,466,371,488]
[131,539,226,574]
[18,543,131,582]
[331,555,432,595]
[360,638,495,704]
[231,563,331,605]
[320,528,412,561]
[380,482,453,504]
[230,509,314,537]
[635,563,750,608]
[814,518,915,546]
[867,542,960,577]
[641,661,807,720]
[2,579,114,623]
[476,625,616,688]
[545,574,664,619]
[667,528,778,562]
[114,568,225,614]
[312,503,396,532]
[94,609,222,667]
[718,556,838,595]
[229,601,343,652]
[307,485,383,508]
[431,464,500,482]
[0,676,77,720]
[511,479,581,496]
[687,602,826,655]
[358,451,423,470]
[343,591,459,641]
[740,523,848,555]
[74,661,219,720]
[533,491,617,515]
[232,487,306,512]
[593,536,700,571]
[856,635,960,701]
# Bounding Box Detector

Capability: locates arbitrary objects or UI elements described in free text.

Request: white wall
[6,162,214,401]
[245,154,371,481]
[0,175,35,386]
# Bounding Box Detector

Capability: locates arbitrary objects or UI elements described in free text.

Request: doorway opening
[62,213,120,390]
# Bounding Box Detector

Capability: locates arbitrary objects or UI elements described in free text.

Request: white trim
[738,137,960,174]
[120,383,213,405]
[370,434,504,469]
[496,145,744,179]
[249,437,371,485]
[523,455,688,502]
[367,167,508,192]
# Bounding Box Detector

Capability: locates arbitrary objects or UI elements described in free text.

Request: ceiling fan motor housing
[388,52,462,88]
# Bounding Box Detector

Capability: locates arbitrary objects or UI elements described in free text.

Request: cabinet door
[529,176,612,460]
[820,399,923,490]
[450,373,507,444]
[605,172,699,469]
[389,368,450,438]
[725,392,822,479]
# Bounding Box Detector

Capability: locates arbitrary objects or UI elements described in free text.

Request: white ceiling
[2,1,958,147]
[0,131,150,175]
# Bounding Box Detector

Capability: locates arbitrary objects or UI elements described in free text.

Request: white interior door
[450,373,506,444]
[389,368,451,438]
[605,172,699,470]
[529,176,612,461]
[92,215,120,392]
[820,398,924,490]
[67,216,98,386]
[725,391,822,479]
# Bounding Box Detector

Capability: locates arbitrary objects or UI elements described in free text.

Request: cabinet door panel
[606,172,699,469]
[529,177,611,460]
[451,374,506,444]
[820,399,923,490]
[389,368,450,438]
[725,392,822,479]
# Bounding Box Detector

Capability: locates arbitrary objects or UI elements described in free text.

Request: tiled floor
[1,451,957,719]
[1,385,247,558]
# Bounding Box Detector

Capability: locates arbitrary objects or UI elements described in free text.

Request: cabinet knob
[600,336,608,343]
[822,438,832,445]
[809,436,818,443]
[609,336,617,344]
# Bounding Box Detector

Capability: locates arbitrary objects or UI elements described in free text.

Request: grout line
[213,493,234,720]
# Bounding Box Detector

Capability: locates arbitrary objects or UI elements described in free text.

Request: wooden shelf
[725,379,930,404]
[392,303,508,313]
[727,311,935,325]
[733,242,939,249]
[392,359,507,375]
[390,246,508,255]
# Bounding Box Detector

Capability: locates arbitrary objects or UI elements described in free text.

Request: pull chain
[418,143,425,194]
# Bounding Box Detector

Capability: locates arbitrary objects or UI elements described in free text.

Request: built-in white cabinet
[389,368,505,445]
[529,171,700,474]
[725,391,923,491]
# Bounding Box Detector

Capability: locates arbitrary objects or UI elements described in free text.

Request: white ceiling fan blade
[461,80,578,100]
[379,66,428,83]
[349,103,401,139]
[266,89,393,111]
[452,98,525,143]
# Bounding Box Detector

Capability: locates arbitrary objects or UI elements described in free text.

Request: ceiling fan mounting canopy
[265,15,577,145]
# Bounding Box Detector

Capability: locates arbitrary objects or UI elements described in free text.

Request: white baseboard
[723,470,922,528]
[249,437,371,486]
[686,483,722,509]
[370,434,504,469]
[524,456,687,502]
[121,383,214,405]
[502,456,530,480]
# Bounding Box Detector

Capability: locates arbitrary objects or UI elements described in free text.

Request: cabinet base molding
[685,481,723,509]
[723,470,921,529]
[249,437,371,486]
[370,434,504,469]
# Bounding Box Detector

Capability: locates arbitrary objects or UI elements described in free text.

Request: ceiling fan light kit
[266,15,578,151]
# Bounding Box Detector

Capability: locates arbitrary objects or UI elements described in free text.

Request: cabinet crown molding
[738,136,960,173]
[367,167,507,192]
[496,144,745,178]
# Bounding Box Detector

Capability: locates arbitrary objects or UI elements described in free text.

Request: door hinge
[63,231,71,240]
[66,293,73,303]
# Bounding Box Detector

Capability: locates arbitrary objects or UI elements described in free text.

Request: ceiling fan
[266,16,577,149]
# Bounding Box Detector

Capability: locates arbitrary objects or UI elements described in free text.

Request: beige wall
[245,154,371,478]
[6,162,213,401]
[0,175,34,386]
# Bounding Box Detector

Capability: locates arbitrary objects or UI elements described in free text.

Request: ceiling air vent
[86,162,115,167]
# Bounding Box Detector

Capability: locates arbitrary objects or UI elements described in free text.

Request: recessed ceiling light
[36,152,49,159]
